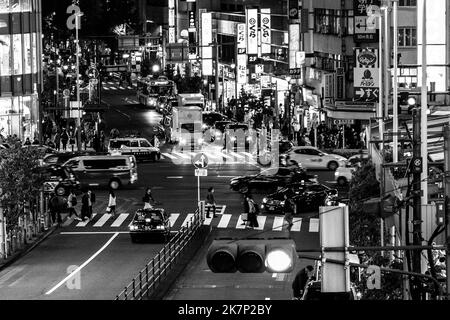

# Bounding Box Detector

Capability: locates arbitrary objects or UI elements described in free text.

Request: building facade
[0,0,43,142]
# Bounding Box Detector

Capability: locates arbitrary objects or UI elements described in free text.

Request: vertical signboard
[288,0,299,20]
[288,24,300,69]
[168,0,176,43]
[201,12,213,76]
[236,23,247,84]
[260,8,271,57]
[353,0,380,42]
[353,48,380,102]
[246,8,258,64]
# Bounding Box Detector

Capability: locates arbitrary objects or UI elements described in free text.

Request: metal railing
[115,208,204,300]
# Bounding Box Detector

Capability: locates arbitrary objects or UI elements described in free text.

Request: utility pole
[411,108,423,300]
[420,0,428,205]
[392,0,399,163]
[75,13,83,152]
[443,125,450,299]
[214,42,220,113]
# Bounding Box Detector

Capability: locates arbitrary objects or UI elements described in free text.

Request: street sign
[87,67,99,79]
[354,48,379,102]
[62,89,71,98]
[353,0,380,42]
[195,169,208,177]
[289,68,302,79]
[192,153,209,169]
[354,87,379,101]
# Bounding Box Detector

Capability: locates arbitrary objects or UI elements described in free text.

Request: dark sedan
[261,182,339,214]
[129,208,171,243]
[230,167,318,194]
[40,164,81,196]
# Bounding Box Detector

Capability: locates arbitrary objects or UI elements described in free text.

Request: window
[398,28,417,47]
[84,159,127,170]
[140,140,151,148]
[65,160,79,169]
[398,67,418,89]
[315,9,353,36]
[110,140,130,149]
[399,0,417,6]
[130,140,139,148]
[304,148,321,156]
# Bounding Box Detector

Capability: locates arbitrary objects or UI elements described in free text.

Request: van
[63,155,138,190]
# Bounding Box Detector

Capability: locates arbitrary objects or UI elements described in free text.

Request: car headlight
[262,198,268,204]
[335,171,340,177]
[145,218,151,223]
[230,137,236,142]
[156,225,165,230]
[180,138,186,145]
[129,225,138,231]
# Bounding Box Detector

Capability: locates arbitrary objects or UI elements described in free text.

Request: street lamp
[152,64,160,73]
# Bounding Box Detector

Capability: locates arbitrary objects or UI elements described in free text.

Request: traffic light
[206,238,297,273]
[435,199,446,226]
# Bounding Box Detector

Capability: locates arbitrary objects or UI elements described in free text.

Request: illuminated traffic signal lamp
[207,238,297,273]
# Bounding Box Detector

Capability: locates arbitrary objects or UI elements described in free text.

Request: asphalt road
[0,86,346,300]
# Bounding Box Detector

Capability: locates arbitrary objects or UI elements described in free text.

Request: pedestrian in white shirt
[107,189,117,216]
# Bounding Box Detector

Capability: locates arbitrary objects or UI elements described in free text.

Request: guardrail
[115,208,204,300]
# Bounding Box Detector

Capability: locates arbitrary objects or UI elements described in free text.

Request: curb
[0,226,57,273]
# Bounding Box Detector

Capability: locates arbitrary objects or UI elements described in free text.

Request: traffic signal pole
[411,108,423,300]
[444,125,450,299]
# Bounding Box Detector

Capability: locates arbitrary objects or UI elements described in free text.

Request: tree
[348,160,403,299]
[0,140,45,231]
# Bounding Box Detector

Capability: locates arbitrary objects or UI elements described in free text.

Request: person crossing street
[205,187,217,218]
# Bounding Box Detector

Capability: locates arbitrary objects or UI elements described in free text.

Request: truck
[171,93,205,151]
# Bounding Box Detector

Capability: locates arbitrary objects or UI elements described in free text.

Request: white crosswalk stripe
[291,218,302,232]
[76,214,97,227]
[309,218,319,233]
[272,216,285,232]
[111,214,129,227]
[236,214,247,229]
[203,216,213,226]
[93,214,112,227]
[172,151,191,159]
[181,214,195,228]
[255,216,267,230]
[217,214,232,228]
[169,214,180,227]
[162,153,177,160]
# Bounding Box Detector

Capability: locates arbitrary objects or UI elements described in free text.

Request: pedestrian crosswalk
[60,212,320,233]
[102,81,134,92]
[159,150,259,165]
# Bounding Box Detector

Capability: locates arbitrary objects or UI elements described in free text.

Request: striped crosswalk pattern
[160,150,261,166]
[60,212,320,234]
[102,82,134,91]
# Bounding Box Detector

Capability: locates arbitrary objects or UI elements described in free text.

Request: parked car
[335,153,371,186]
[63,155,138,190]
[40,164,81,196]
[129,208,171,243]
[230,167,317,194]
[108,137,161,162]
[285,146,347,171]
[261,182,339,214]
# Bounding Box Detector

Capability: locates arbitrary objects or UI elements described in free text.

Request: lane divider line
[45,232,120,295]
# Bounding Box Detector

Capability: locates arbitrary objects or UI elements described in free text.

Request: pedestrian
[143,187,155,209]
[245,194,259,229]
[61,129,69,151]
[54,131,61,151]
[24,137,31,146]
[100,131,106,152]
[32,137,40,145]
[87,188,95,219]
[107,189,117,216]
[81,190,90,221]
[292,265,315,299]
[46,137,56,149]
[283,193,295,230]
[67,190,81,221]
[49,193,63,226]
[81,129,87,150]
[205,187,217,218]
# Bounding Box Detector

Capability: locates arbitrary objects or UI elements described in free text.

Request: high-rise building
[0,0,43,141]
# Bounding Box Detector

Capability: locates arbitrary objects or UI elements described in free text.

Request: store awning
[325,109,376,121]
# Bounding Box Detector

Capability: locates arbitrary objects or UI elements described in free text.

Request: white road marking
[220,205,226,215]
[113,108,131,120]
[217,176,236,178]
[111,214,129,227]
[62,217,75,227]
[162,153,177,160]
[60,231,129,235]
[181,214,195,228]
[110,87,117,90]
[0,266,25,285]
[103,87,110,91]
[172,151,191,159]
[169,214,180,227]
[93,214,112,227]
[265,298,271,300]
[230,152,245,159]
[167,176,183,179]
[255,216,267,230]
[291,218,302,232]
[235,214,246,229]
[203,216,213,226]
[272,273,277,278]
[217,214,232,228]
[272,216,285,231]
[220,153,235,161]
[45,233,120,295]
[309,218,320,233]
[76,214,97,227]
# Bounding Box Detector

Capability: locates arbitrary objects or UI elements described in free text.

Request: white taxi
[285,146,347,171]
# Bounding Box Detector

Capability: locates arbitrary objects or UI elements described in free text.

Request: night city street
[1,0,450,312]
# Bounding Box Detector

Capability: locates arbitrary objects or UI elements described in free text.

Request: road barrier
[115,208,205,300]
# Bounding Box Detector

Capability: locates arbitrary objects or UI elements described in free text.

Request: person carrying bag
[107,189,116,215]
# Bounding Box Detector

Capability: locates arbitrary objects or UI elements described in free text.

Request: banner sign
[237,23,247,84]
[246,9,258,55]
[168,0,176,43]
[201,12,213,76]
[353,0,380,42]
[288,24,300,69]
[288,0,299,20]
[260,9,271,56]
[353,48,380,102]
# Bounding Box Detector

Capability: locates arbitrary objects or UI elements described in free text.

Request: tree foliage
[0,140,45,230]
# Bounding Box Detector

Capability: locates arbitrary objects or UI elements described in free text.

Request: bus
[136,76,177,109]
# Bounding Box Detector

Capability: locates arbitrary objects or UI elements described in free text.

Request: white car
[334,153,371,185]
[286,146,347,171]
